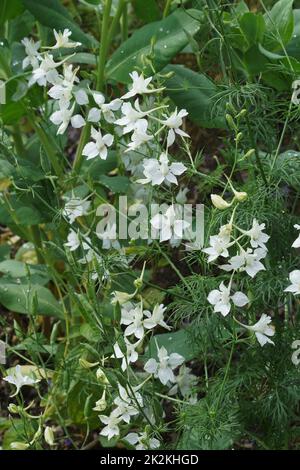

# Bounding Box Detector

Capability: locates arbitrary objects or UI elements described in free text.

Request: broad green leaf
[0,281,63,318]
[0,0,24,24]
[98,175,130,193]
[146,329,196,362]
[22,0,97,48]
[263,0,294,51]
[131,0,160,23]
[164,64,226,129]
[287,9,300,59]
[82,151,118,176]
[0,260,50,285]
[238,12,265,47]
[106,8,203,84]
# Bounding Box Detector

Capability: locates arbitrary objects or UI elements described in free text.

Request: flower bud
[44,426,55,446]
[244,149,255,159]
[79,358,99,369]
[225,114,236,131]
[111,290,135,305]
[233,190,248,202]
[235,132,243,143]
[93,391,107,412]
[211,194,232,210]
[96,368,109,384]
[8,403,20,414]
[10,441,29,450]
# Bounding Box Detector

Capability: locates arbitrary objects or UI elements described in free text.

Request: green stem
[27,115,62,177]
[246,116,268,185]
[96,0,113,91]
[105,0,126,58]
[29,226,45,264]
[72,122,91,173]
[121,2,128,41]
[163,0,172,18]
[12,124,26,157]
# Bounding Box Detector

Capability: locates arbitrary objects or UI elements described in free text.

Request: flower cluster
[204,213,274,347]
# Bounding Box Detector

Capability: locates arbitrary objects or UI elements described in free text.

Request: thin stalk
[72,122,91,173]
[96,0,113,91]
[163,0,172,18]
[246,116,268,185]
[29,226,45,264]
[105,0,126,59]
[27,115,62,177]
[73,0,114,173]
[12,124,26,157]
[121,2,128,41]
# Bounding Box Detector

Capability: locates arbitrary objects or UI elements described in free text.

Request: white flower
[144,304,171,331]
[125,119,153,152]
[113,338,141,371]
[99,411,122,440]
[168,364,198,397]
[115,99,148,134]
[138,153,186,186]
[48,64,79,107]
[91,92,122,123]
[150,204,190,242]
[113,384,143,423]
[207,282,249,317]
[242,219,270,249]
[63,197,91,223]
[121,303,145,339]
[220,248,266,278]
[160,108,189,147]
[28,53,61,87]
[121,71,163,100]
[202,225,232,263]
[74,88,89,105]
[71,114,85,128]
[50,102,75,134]
[82,127,114,160]
[292,224,300,248]
[21,37,41,69]
[3,365,40,397]
[51,29,81,49]
[241,314,275,347]
[65,230,91,251]
[144,346,184,385]
[124,432,160,450]
[285,270,300,295]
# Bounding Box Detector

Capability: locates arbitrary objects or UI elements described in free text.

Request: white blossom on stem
[144,346,184,385]
[207,281,249,317]
[3,365,40,397]
[138,153,186,186]
[121,71,163,100]
[82,127,114,160]
[160,108,189,147]
[21,37,41,69]
[239,314,275,347]
[285,270,300,295]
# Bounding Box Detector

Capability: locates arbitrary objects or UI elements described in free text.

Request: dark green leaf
[22,0,97,48]
[106,8,203,84]
[164,64,226,129]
